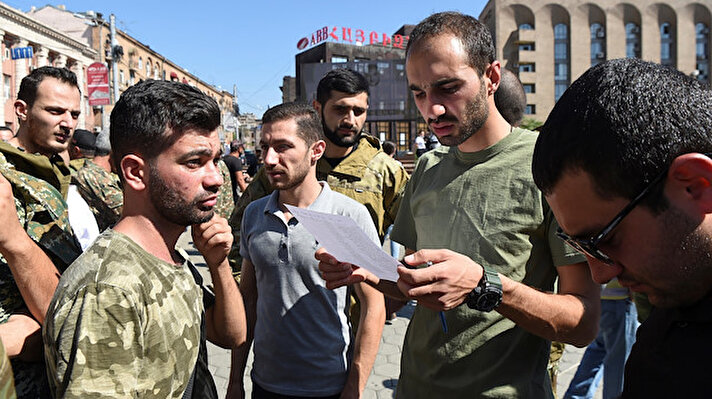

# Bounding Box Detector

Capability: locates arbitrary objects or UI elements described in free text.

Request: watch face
[477,292,502,311]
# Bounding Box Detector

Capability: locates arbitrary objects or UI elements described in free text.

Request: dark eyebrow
[409,78,461,92]
[178,148,214,161]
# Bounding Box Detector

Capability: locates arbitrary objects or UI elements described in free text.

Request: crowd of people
[0,9,709,399]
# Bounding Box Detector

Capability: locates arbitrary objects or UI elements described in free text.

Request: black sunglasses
[556,167,669,264]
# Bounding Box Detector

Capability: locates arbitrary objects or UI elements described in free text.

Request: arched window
[519,23,534,30]
[554,23,569,102]
[660,22,674,66]
[697,23,709,82]
[625,23,641,58]
[138,56,143,69]
[590,23,606,66]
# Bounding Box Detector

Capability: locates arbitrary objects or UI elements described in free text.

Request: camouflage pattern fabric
[316,135,409,242]
[0,339,16,399]
[71,159,123,232]
[0,150,81,399]
[44,229,213,398]
[214,159,234,220]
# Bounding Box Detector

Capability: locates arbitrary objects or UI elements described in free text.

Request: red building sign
[297,26,409,50]
[86,62,110,106]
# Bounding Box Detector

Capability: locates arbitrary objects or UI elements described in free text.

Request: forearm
[344,286,385,397]
[236,172,248,192]
[226,293,255,399]
[1,233,60,324]
[206,260,246,348]
[497,275,599,347]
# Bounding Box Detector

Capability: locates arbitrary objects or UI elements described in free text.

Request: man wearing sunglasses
[532,57,712,397]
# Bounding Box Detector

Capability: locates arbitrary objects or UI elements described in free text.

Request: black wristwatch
[465,265,502,312]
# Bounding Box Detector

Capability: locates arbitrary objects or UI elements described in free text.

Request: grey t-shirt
[241,182,379,396]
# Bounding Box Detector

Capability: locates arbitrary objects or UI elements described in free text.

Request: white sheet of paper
[285,204,400,282]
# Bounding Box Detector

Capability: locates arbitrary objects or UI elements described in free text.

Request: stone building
[0,2,96,130]
[479,0,712,121]
[28,4,236,138]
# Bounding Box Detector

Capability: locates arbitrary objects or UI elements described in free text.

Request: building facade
[294,26,428,153]
[0,2,97,130]
[29,5,236,140]
[480,0,712,121]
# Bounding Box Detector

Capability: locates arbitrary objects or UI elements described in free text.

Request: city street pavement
[178,230,601,399]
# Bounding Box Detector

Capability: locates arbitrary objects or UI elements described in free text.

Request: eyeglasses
[556,168,668,264]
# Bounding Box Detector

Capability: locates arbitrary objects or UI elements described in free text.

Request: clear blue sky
[6,0,488,117]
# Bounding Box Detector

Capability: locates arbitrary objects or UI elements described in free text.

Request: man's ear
[310,140,326,164]
[14,100,28,122]
[485,61,502,96]
[312,99,322,113]
[667,153,712,214]
[120,154,148,192]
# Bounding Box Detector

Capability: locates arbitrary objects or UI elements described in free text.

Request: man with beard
[317,12,599,398]
[44,80,246,398]
[227,69,408,273]
[229,103,384,398]
[533,58,712,397]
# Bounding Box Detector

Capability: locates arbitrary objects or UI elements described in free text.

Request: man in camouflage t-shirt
[44,80,246,398]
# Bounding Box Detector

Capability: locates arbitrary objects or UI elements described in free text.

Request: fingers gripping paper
[285,204,400,282]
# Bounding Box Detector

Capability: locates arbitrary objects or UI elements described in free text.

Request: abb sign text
[297,26,409,50]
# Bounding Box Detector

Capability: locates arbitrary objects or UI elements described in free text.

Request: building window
[331,55,347,63]
[660,22,675,67]
[525,104,535,115]
[523,84,535,93]
[519,23,534,30]
[519,63,535,73]
[129,70,135,85]
[119,70,125,84]
[696,23,709,82]
[554,23,570,102]
[626,23,641,58]
[3,75,11,100]
[138,57,143,69]
[591,23,606,66]
[519,43,534,51]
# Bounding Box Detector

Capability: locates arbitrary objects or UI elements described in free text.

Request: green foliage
[520,117,544,131]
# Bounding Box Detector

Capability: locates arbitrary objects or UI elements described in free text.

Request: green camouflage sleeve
[227,167,273,277]
[214,159,235,220]
[45,284,152,398]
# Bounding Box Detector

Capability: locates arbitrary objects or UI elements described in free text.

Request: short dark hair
[262,102,322,146]
[316,68,369,105]
[532,58,712,212]
[229,140,242,153]
[382,140,396,156]
[406,11,495,76]
[495,69,527,126]
[18,66,80,108]
[110,80,220,178]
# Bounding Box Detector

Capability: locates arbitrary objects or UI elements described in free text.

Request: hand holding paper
[285,204,400,282]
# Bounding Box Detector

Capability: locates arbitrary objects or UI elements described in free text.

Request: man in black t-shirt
[223,140,247,203]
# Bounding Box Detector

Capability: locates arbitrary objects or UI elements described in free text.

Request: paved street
[179,230,601,399]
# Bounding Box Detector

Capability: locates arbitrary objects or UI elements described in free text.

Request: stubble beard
[434,82,489,147]
[321,110,361,148]
[148,164,215,226]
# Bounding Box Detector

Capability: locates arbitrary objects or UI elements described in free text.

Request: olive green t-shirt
[391,128,584,398]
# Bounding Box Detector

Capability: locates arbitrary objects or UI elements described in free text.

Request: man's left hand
[192,215,233,269]
[397,249,483,311]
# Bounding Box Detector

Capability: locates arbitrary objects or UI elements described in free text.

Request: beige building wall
[480,0,712,122]
[0,2,96,131]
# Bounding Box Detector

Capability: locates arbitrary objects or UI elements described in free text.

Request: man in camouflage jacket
[44,80,246,398]
[0,66,83,398]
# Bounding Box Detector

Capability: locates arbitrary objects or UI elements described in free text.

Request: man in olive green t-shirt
[317,12,600,398]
